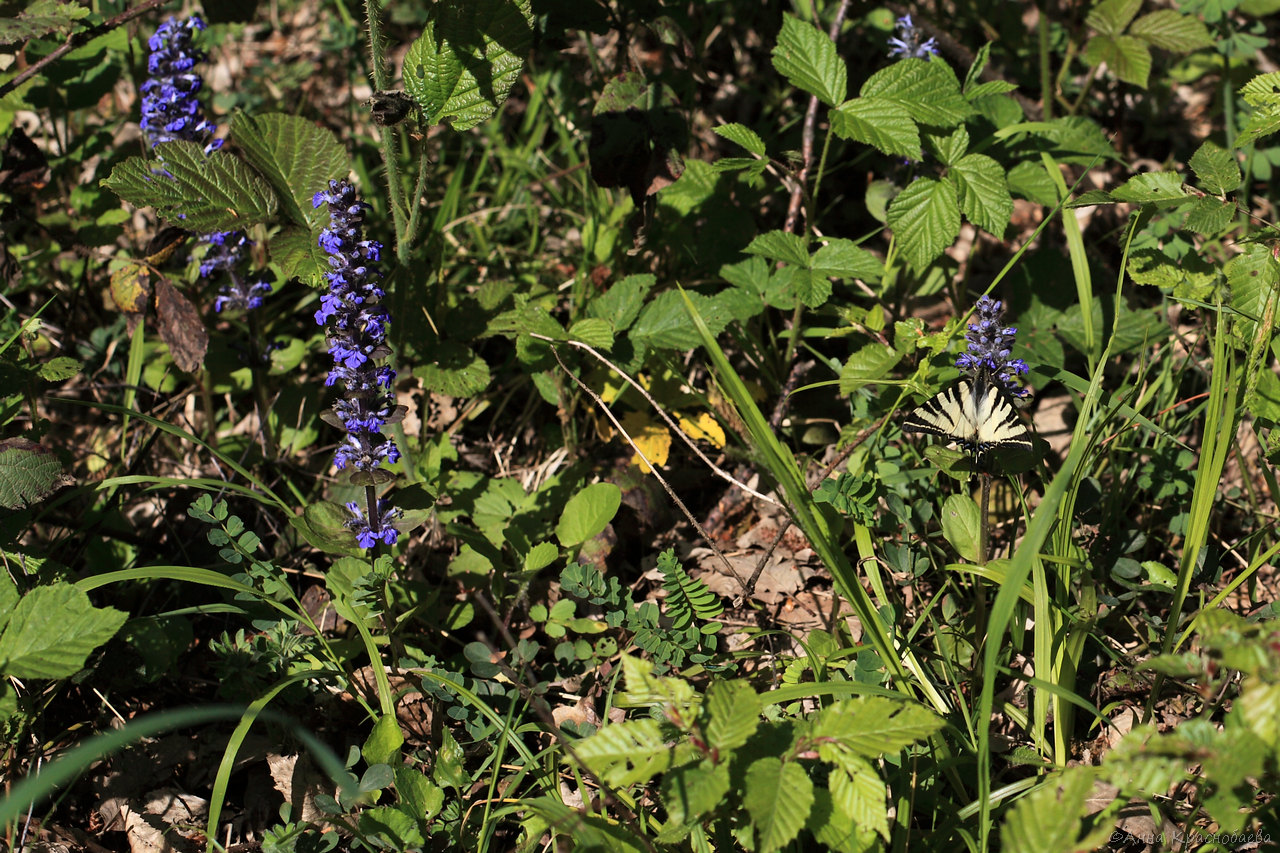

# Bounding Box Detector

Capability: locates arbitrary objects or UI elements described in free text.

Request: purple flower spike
[140,17,222,154]
[955,295,1029,396]
[887,14,939,60]
[316,179,403,549]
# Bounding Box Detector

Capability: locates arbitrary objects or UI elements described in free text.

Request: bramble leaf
[859,58,971,128]
[744,758,813,852]
[230,112,348,228]
[771,13,846,107]
[0,583,126,678]
[831,97,921,160]
[952,152,1012,237]
[886,177,960,270]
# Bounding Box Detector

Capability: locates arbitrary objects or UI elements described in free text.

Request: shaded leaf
[154,278,208,374]
[0,583,126,678]
[743,758,813,852]
[556,482,621,547]
[230,112,348,228]
[0,438,71,510]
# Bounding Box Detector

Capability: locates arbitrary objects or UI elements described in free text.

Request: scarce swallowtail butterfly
[902,371,1033,462]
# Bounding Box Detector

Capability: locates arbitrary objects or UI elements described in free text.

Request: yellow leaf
[678,412,726,448]
[620,411,670,474]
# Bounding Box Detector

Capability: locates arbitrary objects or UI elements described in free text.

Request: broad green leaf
[1240,72,1280,109]
[1237,682,1280,749]
[1184,195,1235,236]
[1188,140,1241,196]
[838,344,901,394]
[556,482,621,547]
[359,807,424,850]
[0,583,126,678]
[703,679,759,751]
[807,787,874,852]
[829,762,889,841]
[402,0,534,130]
[395,767,445,821]
[1083,34,1151,88]
[809,696,944,758]
[859,58,972,128]
[999,768,1107,853]
[926,126,969,166]
[886,178,960,271]
[952,153,1012,237]
[102,141,278,232]
[269,224,328,288]
[586,274,654,331]
[415,342,492,396]
[744,230,810,267]
[229,112,347,228]
[0,573,17,630]
[1007,160,1060,206]
[1129,9,1213,52]
[743,758,813,852]
[831,97,921,160]
[714,122,766,156]
[811,239,884,283]
[788,268,832,309]
[771,13,846,107]
[523,541,559,572]
[1085,0,1142,36]
[0,0,90,45]
[1109,171,1191,206]
[0,438,69,510]
[661,761,730,827]
[940,494,980,563]
[570,718,676,787]
[567,318,615,350]
[362,714,404,767]
[631,290,731,349]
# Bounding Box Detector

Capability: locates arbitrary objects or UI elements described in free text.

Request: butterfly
[902,372,1033,463]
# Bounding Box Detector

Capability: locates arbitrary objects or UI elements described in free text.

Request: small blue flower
[315,178,403,548]
[887,14,939,60]
[140,16,222,154]
[212,271,274,313]
[956,295,1029,395]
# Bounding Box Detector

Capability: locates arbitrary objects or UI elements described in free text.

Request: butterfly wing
[902,379,980,443]
[903,375,1033,458]
[971,377,1033,453]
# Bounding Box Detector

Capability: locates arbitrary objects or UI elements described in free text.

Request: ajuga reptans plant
[956,295,1029,396]
[313,179,404,549]
[887,14,940,60]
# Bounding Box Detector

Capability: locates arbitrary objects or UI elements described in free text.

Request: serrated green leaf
[0,583,126,678]
[0,439,68,510]
[829,762,889,841]
[927,126,969,166]
[570,718,676,787]
[811,239,883,284]
[661,761,730,827]
[1083,34,1151,88]
[1129,9,1213,52]
[787,268,832,309]
[704,679,759,751]
[1085,0,1142,36]
[838,344,901,394]
[965,79,1019,100]
[743,758,813,852]
[568,317,615,350]
[1109,171,1191,206]
[37,356,80,382]
[999,768,1107,853]
[631,290,731,349]
[940,494,980,562]
[586,274,654,331]
[714,122,766,156]
[1240,72,1280,109]
[0,0,90,46]
[1007,161,1059,205]
[1234,108,1280,147]
[102,141,278,232]
[556,482,621,547]
[270,224,328,287]
[1188,141,1241,196]
[1226,245,1280,335]
[859,58,972,128]
[744,230,810,267]
[229,112,348,228]
[415,342,491,397]
[831,97,921,159]
[1183,194,1235,236]
[771,13,846,107]
[809,697,944,757]
[402,0,533,130]
[886,178,960,271]
[952,153,1012,236]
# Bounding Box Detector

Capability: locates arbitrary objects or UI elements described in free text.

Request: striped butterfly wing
[903,375,1032,458]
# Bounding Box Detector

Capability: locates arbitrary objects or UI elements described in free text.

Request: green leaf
[570,718,677,787]
[744,230,810,267]
[831,98,921,160]
[703,679,759,751]
[1109,171,1191,206]
[1085,0,1142,36]
[229,112,348,228]
[38,356,81,382]
[743,758,813,852]
[838,344,901,394]
[661,761,730,827]
[787,268,832,309]
[811,239,883,283]
[586,274,654,331]
[771,13,846,107]
[359,807,424,850]
[714,123,766,156]
[829,761,889,841]
[952,153,1012,236]
[1188,141,1241,196]
[1129,9,1213,52]
[270,225,328,287]
[809,697,944,758]
[0,574,16,631]
[859,58,972,128]
[402,0,534,130]
[0,583,126,678]
[1234,72,1280,147]
[0,0,90,45]
[415,342,491,397]
[556,482,621,547]
[886,178,960,271]
[940,494,980,563]
[1007,160,1060,206]
[999,768,1107,853]
[102,141,278,232]
[395,767,444,821]
[1183,195,1235,236]
[631,290,732,350]
[0,438,69,510]
[1083,34,1152,88]
[524,541,559,572]
[362,714,404,767]
[567,318,615,350]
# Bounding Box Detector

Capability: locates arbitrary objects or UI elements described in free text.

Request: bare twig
[0,0,170,100]
[543,341,748,590]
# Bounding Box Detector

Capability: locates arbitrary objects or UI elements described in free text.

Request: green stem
[363,0,409,252]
